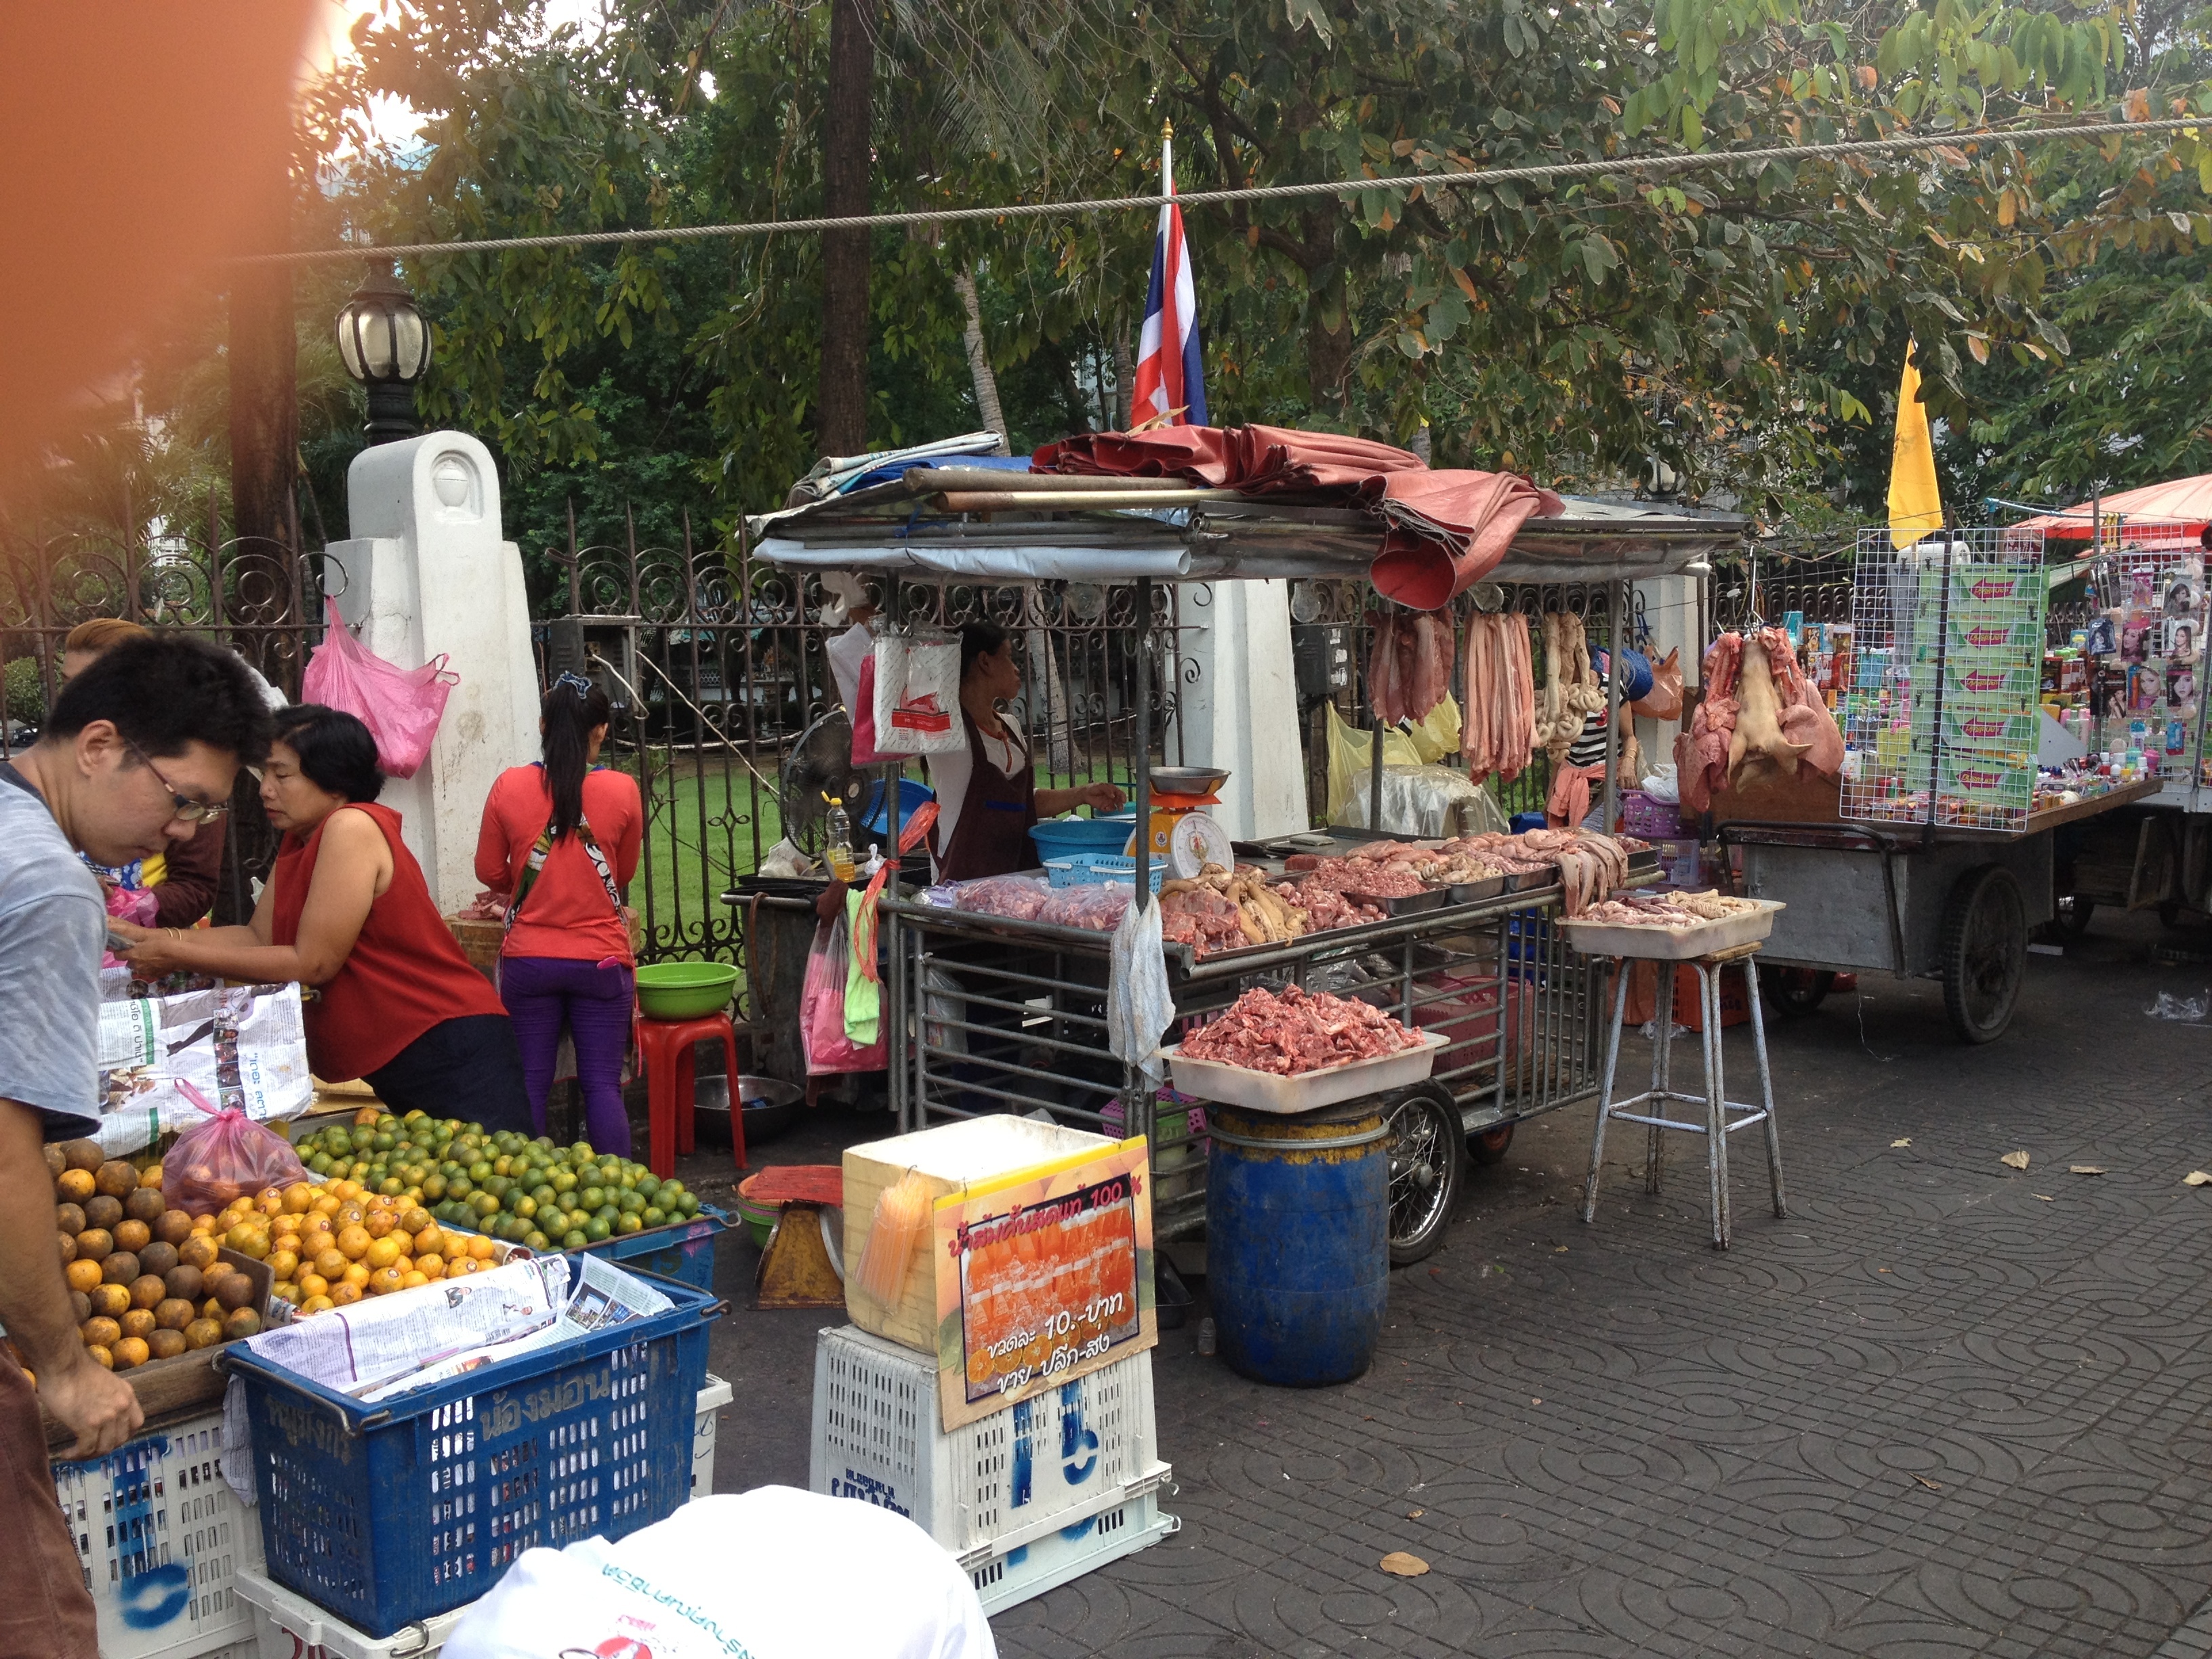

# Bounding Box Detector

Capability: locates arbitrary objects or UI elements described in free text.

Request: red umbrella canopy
[2013,475,2212,540]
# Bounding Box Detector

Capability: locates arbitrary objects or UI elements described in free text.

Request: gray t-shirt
[0,763,103,1140]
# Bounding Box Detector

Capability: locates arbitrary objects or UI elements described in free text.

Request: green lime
[573,1141,595,1162]
[562,1229,588,1249]
[308,1152,332,1174]
[641,1207,666,1229]
[579,1187,605,1212]
[473,1191,501,1217]
[585,1217,611,1242]
[615,1212,644,1235]
[447,1176,473,1200]
[514,1195,537,1220]
[552,1170,577,1193]
[525,1231,550,1250]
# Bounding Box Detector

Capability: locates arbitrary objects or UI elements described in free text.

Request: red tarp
[1032,426,1564,609]
[2011,474,2212,540]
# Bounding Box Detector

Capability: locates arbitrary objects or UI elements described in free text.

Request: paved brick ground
[692,908,2212,1656]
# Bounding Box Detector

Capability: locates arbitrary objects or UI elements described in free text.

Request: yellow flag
[1888,340,1944,550]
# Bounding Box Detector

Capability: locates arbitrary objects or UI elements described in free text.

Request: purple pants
[499,954,634,1155]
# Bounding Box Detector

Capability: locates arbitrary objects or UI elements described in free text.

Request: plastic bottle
[823,795,857,882]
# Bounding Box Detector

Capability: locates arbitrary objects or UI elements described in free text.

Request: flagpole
[1162,119,1172,204]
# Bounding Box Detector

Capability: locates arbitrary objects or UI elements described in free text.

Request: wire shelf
[1840,526,2047,832]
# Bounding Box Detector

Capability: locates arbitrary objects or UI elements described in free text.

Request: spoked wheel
[1385,1084,1463,1266]
[1942,865,2027,1044]
[2051,894,2095,939]
[1773,968,1837,1015]
[1467,1122,1515,1166]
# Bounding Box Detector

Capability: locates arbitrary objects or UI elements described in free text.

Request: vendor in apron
[930,622,1125,880]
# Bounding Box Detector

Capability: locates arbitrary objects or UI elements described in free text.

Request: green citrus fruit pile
[301,1109,701,1252]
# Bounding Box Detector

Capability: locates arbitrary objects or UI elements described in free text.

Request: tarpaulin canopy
[1033,424,1563,607]
[2011,474,2212,539]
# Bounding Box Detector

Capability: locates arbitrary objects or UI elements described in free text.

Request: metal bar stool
[1579,941,1785,1248]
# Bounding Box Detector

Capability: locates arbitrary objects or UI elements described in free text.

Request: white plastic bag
[1107,895,1173,1088]
[872,630,964,755]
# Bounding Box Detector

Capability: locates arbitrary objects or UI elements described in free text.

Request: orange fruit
[367,1267,405,1296]
[89,1283,131,1319]
[111,1336,149,1370]
[112,1219,151,1254]
[364,1235,403,1271]
[223,1308,260,1340]
[183,1318,223,1349]
[81,1317,121,1349]
[140,1161,164,1191]
[415,1254,445,1282]
[155,1298,194,1331]
[94,1161,138,1199]
[329,1281,363,1306]
[400,1208,433,1235]
[401,1270,428,1290]
[202,1297,224,1320]
[179,1233,220,1270]
[85,1345,113,1370]
[467,1235,496,1261]
[129,1275,167,1311]
[57,1231,77,1265]
[102,1251,140,1286]
[119,1308,156,1340]
[124,1187,165,1223]
[411,1225,445,1257]
[299,1273,330,1300]
[300,1294,335,1315]
[336,1225,371,1261]
[226,1225,270,1259]
[312,1246,348,1279]
[255,1188,285,1215]
[267,1250,300,1283]
[363,1209,396,1240]
[341,1263,370,1289]
[333,1182,363,1204]
[212,1273,256,1313]
[56,1168,96,1204]
[154,1210,194,1248]
[443,1257,472,1278]
[312,1193,342,1218]
[353,1105,380,1126]
[65,1260,103,1295]
[75,1227,112,1261]
[147,1328,187,1360]
[281,1183,315,1214]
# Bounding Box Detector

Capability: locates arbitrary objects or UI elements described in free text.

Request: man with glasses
[0,632,270,1659]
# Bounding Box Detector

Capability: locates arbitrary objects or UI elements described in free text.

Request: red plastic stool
[634,1010,743,1179]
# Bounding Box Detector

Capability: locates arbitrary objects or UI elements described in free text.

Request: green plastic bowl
[634,960,739,1019]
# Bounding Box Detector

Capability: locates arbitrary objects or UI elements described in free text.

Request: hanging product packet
[871,628,964,755]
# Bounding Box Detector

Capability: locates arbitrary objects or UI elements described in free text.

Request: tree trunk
[817,0,874,459]
[227,157,297,569]
[1300,208,1351,418]
[953,267,1007,449]
[1113,310,1135,432]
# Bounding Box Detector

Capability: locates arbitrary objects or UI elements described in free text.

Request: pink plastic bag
[301,598,459,777]
[165,1082,307,1214]
[800,914,884,1074]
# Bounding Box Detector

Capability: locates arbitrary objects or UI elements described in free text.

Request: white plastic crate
[809,1324,1169,1556]
[693,1373,732,1499]
[966,1485,1180,1614]
[235,1568,470,1659]
[53,1410,264,1659]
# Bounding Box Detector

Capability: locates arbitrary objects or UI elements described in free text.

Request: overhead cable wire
[241,114,2207,266]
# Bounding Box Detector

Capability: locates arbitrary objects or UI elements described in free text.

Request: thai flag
[1130,128,1206,428]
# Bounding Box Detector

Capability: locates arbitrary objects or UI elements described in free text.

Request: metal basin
[1150,766,1229,796]
[692,1073,804,1145]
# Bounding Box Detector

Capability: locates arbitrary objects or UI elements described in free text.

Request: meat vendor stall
[747,429,1747,1271]
[1700,526,2160,1043]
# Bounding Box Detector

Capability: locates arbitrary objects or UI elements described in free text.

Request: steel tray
[1559,898,1784,961]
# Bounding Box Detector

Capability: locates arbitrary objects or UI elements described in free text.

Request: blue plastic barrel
[1205,1101,1391,1386]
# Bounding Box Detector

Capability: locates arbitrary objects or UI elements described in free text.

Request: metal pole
[1602,581,1626,832]
[1368,611,1387,832]
[1134,577,1153,899]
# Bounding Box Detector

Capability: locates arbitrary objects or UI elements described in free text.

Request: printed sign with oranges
[931,1137,1155,1431]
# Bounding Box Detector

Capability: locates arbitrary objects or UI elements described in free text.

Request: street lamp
[335,258,431,445]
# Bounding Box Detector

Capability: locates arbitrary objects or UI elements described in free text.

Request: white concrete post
[1166,579,1309,839]
[321,432,540,913]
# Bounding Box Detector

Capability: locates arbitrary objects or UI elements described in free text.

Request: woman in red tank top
[109,707,533,1130]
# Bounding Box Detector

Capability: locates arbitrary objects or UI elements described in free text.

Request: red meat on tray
[1179,984,1418,1076]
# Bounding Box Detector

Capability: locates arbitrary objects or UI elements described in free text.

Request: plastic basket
[226,1273,719,1639]
[966,1486,1181,1615]
[54,1410,265,1659]
[1041,853,1166,891]
[1027,815,1136,863]
[692,1374,731,1500]
[809,1324,1166,1557]
[1619,790,1684,839]
[449,1205,733,1295]
[235,1568,472,1659]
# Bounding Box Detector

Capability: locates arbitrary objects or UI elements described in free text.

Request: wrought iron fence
[0,499,329,922]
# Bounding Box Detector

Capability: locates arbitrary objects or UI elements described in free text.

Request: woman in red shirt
[474,676,644,1152]
[112,706,533,1129]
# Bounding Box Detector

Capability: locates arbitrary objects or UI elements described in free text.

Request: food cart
[1713,526,2163,1042]
[750,473,1746,1262]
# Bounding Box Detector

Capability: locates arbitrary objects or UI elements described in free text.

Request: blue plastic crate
[226,1271,718,1639]
[1041,853,1166,892]
[451,1204,734,1294]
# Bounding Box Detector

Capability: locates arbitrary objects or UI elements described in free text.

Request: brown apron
[935,708,1038,881]
[0,1358,99,1659]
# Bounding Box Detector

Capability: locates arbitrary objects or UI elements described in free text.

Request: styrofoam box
[966,1486,1181,1615]
[1164,1027,1445,1114]
[693,1373,733,1499]
[810,1324,1170,1558]
[235,1568,470,1659]
[54,1410,264,1659]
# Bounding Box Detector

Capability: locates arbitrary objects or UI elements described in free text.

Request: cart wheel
[1942,865,2026,1044]
[1774,969,1836,1015]
[2051,895,2095,940]
[1467,1122,1515,1166]
[1385,1084,1462,1267]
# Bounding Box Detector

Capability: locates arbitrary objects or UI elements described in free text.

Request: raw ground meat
[1179,984,1418,1075]
[1038,884,1133,930]
[952,876,1050,920]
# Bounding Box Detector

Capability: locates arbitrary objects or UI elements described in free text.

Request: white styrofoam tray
[1162,1027,1445,1114]
[809,1324,1166,1557]
[1559,897,1784,961]
[54,1409,264,1659]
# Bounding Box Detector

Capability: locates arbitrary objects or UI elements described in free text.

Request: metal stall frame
[750,479,1746,1261]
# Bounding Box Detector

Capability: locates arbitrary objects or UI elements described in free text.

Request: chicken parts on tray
[1575,890,1759,926]
[1179,984,1420,1076]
